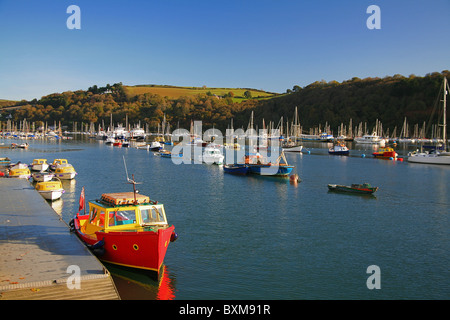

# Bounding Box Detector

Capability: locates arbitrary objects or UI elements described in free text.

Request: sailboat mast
[443,77,447,151]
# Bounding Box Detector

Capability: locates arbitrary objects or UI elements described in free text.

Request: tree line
[2,70,449,137]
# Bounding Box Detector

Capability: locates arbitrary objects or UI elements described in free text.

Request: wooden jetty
[0,178,120,300]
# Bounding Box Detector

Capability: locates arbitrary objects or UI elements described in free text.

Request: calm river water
[1,136,449,300]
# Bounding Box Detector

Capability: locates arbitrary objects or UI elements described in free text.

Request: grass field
[0,99,18,108]
[124,85,278,102]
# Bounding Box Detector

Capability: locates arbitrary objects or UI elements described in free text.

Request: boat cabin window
[108,209,137,226]
[140,206,167,225]
[89,208,107,227]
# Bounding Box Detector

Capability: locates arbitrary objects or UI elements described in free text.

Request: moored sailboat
[408,77,450,165]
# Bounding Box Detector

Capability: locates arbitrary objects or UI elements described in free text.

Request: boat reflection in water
[104,263,176,300]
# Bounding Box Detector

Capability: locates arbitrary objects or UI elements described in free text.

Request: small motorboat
[54,163,77,180]
[319,132,334,142]
[244,151,294,177]
[7,163,31,179]
[282,140,303,152]
[282,144,303,152]
[328,183,378,194]
[11,142,29,149]
[201,146,224,165]
[50,158,69,171]
[0,157,11,166]
[35,179,65,201]
[149,141,163,151]
[105,137,115,145]
[158,149,182,158]
[135,143,150,150]
[70,172,178,275]
[223,164,249,175]
[30,159,49,171]
[328,143,349,155]
[158,149,172,158]
[373,147,398,160]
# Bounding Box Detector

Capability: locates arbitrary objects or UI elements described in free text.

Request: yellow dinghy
[35,179,65,201]
[50,158,68,170]
[8,163,31,179]
[51,159,77,180]
[30,158,49,172]
[54,163,77,180]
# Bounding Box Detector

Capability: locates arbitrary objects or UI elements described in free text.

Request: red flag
[78,186,85,213]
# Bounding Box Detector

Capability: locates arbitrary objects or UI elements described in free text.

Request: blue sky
[0,0,449,100]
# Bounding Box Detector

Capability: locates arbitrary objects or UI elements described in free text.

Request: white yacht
[129,126,146,141]
[201,146,224,165]
[354,132,386,146]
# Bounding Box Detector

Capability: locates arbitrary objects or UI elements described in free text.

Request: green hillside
[2,70,449,138]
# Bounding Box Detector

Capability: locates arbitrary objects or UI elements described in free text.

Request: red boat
[70,188,177,274]
[372,147,398,159]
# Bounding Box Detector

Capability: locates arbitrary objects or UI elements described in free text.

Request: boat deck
[0,178,120,300]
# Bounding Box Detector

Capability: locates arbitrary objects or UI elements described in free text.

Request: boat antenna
[123,156,141,203]
[123,155,131,183]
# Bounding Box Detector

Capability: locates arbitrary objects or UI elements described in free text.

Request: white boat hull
[55,172,77,180]
[201,147,224,165]
[202,155,224,165]
[282,145,303,152]
[31,164,49,172]
[32,173,55,182]
[408,152,450,165]
[39,190,64,201]
[354,139,386,146]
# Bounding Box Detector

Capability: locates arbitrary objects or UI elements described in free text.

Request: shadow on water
[327,189,377,199]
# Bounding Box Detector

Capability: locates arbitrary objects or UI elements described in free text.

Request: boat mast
[443,77,447,151]
[123,156,141,204]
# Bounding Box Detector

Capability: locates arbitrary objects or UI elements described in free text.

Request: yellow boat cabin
[79,192,169,238]
[32,159,48,165]
[35,180,64,192]
[8,163,31,179]
[51,159,77,180]
[31,159,49,171]
[35,179,65,200]
[51,159,68,167]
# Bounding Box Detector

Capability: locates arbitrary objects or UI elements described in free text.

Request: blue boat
[243,151,294,177]
[247,164,294,176]
[0,157,11,166]
[223,164,249,175]
[319,132,334,142]
[158,149,182,158]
